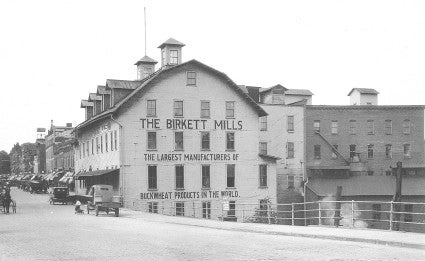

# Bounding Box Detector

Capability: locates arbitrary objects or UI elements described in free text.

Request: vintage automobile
[86,184,121,217]
[49,187,72,205]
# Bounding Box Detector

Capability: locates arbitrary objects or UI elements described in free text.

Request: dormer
[97,85,111,111]
[135,55,157,80]
[88,93,102,115]
[158,38,185,67]
[260,84,287,104]
[348,88,379,105]
[80,100,94,120]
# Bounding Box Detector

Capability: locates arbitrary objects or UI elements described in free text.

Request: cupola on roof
[134,55,158,65]
[157,38,185,49]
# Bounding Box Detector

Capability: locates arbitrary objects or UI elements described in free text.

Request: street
[0,188,424,261]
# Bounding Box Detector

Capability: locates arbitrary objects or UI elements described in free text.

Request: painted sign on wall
[140,118,243,130]
[140,190,240,200]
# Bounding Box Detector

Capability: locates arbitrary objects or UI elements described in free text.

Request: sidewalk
[119,208,425,250]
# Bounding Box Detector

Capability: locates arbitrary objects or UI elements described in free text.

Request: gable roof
[259,84,288,94]
[347,88,379,96]
[96,85,110,95]
[75,60,267,131]
[285,89,314,96]
[80,100,93,108]
[88,93,102,101]
[106,79,144,90]
[158,38,185,49]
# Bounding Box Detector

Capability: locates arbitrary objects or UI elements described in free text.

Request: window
[228,201,236,217]
[288,175,295,189]
[367,120,375,135]
[404,205,413,222]
[259,164,267,187]
[349,120,356,135]
[175,202,184,216]
[260,116,267,131]
[148,202,158,213]
[372,204,381,220]
[187,71,196,86]
[175,132,184,150]
[287,142,294,159]
[105,133,108,152]
[331,120,338,134]
[114,130,118,150]
[100,135,103,153]
[79,146,82,159]
[367,144,374,159]
[147,100,156,117]
[331,145,338,159]
[287,116,294,132]
[226,164,235,188]
[385,144,392,159]
[225,101,235,118]
[385,120,392,135]
[96,137,99,154]
[403,119,411,134]
[91,139,94,155]
[367,171,374,176]
[173,100,183,117]
[404,144,411,158]
[350,144,356,158]
[201,132,210,150]
[86,141,89,156]
[110,132,114,151]
[385,170,392,176]
[147,132,157,150]
[202,165,210,189]
[226,132,235,150]
[314,145,321,159]
[314,120,320,132]
[148,165,157,190]
[200,101,210,118]
[170,50,178,64]
[259,142,267,155]
[202,202,211,219]
[161,50,166,66]
[175,165,184,189]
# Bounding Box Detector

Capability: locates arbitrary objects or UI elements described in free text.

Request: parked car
[86,184,121,217]
[49,187,73,205]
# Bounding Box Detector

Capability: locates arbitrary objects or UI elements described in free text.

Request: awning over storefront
[76,169,119,179]
[59,171,75,183]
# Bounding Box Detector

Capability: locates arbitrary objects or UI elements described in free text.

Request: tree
[9,143,22,174]
[0,150,11,174]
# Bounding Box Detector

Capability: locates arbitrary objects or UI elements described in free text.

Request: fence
[132,199,425,233]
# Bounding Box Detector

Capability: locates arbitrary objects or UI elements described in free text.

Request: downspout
[302,105,308,226]
[110,114,124,203]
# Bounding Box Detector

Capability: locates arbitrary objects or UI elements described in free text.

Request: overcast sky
[0,0,424,151]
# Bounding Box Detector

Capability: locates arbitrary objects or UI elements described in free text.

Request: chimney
[135,56,158,80]
[158,38,185,68]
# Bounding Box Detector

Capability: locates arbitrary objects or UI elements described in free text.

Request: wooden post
[192,201,195,218]
[351,200,355,228]
[389,201,394,231]
[291,203,295,226]
[318,202,322,226]
[242,204,245,222]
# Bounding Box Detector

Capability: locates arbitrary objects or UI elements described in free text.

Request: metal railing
[129,199,425,233]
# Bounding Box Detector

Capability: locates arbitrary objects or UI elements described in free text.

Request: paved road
[1,188,424,261]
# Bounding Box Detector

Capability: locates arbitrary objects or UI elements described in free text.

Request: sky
[0,0,424,152]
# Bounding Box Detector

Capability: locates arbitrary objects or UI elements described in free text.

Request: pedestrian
[74,200,82,214]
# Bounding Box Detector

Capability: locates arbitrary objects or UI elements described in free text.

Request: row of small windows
[313,119,411,135]
[148,201,234,219]
[147,100,236,118]
[147,131,235,151]
[80,130,118,159]
[147,164,268,190]
[313,143,412,159]
[260,116,295,132]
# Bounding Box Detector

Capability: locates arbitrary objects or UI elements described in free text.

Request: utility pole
[392,161,402,231]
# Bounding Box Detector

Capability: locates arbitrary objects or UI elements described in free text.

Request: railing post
[242,204,245,222]
[389,201,393,231]
[351,200,355,228]
[318,202,322,226]
[291,203,295,226]
[267,202,271,224]
[221,203,224,222]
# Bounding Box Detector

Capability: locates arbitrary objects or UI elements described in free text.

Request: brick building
[305,89,425,231]
[45,121,74,173]
[74,38,279,221]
